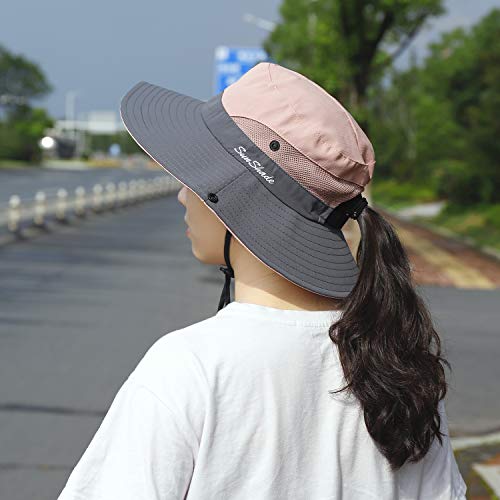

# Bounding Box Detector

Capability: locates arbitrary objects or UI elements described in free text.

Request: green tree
[0,44,52,117]
[0,104,54,162]
[0,44,54,162]
[371,8,500,204]
[263,0,445,131]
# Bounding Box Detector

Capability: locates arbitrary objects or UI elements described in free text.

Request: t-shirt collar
[215,300,343,326]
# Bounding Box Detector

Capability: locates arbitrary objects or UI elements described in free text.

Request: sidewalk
[372,205,500,289]
[381,201,500,262]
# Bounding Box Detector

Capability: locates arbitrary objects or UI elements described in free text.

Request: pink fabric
[221,62,375,188]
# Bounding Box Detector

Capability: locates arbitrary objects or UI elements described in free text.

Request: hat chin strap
[218,229,234,311]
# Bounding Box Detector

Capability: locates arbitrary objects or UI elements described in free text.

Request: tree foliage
[370,8,500,204]
[263,0,445,127]
[0,44,54,162]
[0,105,54,162]
[0,44,52,115]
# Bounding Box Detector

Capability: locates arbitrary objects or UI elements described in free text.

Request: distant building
[53,110,125,136]
[45,110,126,158]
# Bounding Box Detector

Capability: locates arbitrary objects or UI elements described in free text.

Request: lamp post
[65,90,78,143]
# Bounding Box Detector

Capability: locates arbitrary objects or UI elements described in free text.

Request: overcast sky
[1,0,498,120]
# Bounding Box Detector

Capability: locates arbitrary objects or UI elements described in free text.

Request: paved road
[0,164,162,206]
[0,193,498,500]
[0,194,224,500]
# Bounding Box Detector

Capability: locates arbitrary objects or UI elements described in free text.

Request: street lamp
[65,90,79,142]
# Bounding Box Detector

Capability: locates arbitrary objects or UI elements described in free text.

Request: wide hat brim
[120,81,360,298]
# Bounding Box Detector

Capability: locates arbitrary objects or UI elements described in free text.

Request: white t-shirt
[58,300,467,500]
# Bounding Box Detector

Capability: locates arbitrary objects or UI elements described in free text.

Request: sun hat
[119,62,375,312]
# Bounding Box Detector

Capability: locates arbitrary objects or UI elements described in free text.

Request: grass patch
[424,203,500,252]
[87,158,121,168]
[0,159,40,169]
[372,179,500,252]
[371,179,439,210]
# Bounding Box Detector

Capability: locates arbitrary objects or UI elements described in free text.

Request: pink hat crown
[221,62,376,208]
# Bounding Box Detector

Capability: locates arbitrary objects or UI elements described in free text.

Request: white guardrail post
[33,191,46,227]
[55,188,68,222]
[105,182,116,210]
[92,184,103,213]
[118,181,128,208]
[74,187,86,217]
[1,175,181,236]
[128,180,137,204]
[8,195,21,233]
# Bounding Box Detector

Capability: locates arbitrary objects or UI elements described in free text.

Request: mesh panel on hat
[231,116,362,208]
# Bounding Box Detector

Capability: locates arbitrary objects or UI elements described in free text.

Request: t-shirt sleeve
[58,332,207,500]
[397,399,467,500]
[419,399,467,499]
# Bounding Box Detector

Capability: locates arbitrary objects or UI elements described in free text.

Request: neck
[230,239,343,312]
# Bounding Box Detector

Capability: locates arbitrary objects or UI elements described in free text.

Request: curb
[452,431,500,452]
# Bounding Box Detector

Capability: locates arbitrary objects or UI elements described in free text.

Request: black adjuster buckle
[323,194,368,230]
[349,196,368,220]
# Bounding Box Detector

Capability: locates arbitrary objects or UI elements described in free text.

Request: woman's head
[122,63,372,303]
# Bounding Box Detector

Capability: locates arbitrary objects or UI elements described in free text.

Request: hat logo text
[233,146,275,184]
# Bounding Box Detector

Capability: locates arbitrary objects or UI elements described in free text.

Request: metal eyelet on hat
[207,192,219,203]
[269,140,280,151]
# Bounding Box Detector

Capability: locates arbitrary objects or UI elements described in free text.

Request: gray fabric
[201,92,337,226]
[120,81,360,298]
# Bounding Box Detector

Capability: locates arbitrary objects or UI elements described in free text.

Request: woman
[58,62,467,499]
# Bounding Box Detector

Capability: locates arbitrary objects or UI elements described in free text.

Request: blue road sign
[213,46,269,95]
[109,143,121,157]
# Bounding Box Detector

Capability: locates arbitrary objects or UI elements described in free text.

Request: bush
[372,178,438,209]
[432,159,493,205]
[0,106,53,163]
[0,122,24,159]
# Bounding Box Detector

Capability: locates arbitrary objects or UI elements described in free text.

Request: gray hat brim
[120,81,360,298]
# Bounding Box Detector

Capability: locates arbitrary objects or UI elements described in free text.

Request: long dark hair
[330,206,451,472]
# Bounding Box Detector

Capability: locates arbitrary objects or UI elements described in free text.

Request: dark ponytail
[329,206,451,472]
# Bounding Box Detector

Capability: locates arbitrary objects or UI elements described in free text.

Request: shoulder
[132,313,227,376]
[131,310,298,400]
[132,311,275,390]
[128,311,242,392]
[144,311,253,362]
[128,319,209,391]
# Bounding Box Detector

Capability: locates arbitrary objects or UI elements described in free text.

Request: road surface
[0,192,498,500]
